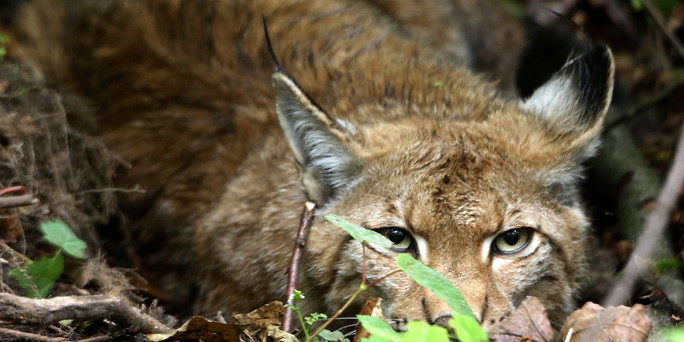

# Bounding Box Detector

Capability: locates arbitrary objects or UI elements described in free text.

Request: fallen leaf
[232,300,284,328]
[560,302,651,342]
[488,296,554,342]
[148,316,246,342]
[353,297,384,342]
[267,324,299,342]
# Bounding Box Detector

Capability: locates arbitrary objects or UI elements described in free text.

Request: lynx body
[13,0,613,328]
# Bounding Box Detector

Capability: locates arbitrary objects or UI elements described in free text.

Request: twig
[0,186,27,196]
[0,293,173,334]
[0,326,65,342]
[605,79,684,131]
[642,0,684,59]
[0,240,33,264]
[0,194,39,208]
[282,201,316,333]
[603,119,684,306]
[74,336,112,342]
[77,187,146,195]
[0,326,113,342]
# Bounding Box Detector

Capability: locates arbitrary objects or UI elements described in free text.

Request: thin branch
[282,201,316,333]
[0,326,65,342]
[0,186,27,196]
[74,336,112,342]
[642,0,684,59]
[0,240,33,264]
[0,194,38,208]
[605,79,684,131]
[0,327,113,342]
[77,187,146,195]
[603,119,684,306]
[0,293,172,334]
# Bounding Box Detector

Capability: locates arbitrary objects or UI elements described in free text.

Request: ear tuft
[272,72,361,204]
[521,44,614,135]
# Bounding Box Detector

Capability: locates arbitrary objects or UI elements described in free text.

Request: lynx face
[274,45,614,327]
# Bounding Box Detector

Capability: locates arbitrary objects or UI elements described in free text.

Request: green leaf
[39,220,87,258]
[317,329,349,342]
[663,327,684,342]
[654,258,684,271]
[291,289,305,302]
[433,81,444,89]
[325,214,393,249]
[357,315,401,342]
[449,314,488,342]
[10,251,64,298]
[670,68,684,80]
[396,254,488,341]
[361,336,395,342]
[305,312,328,326]
[396,254,473,318]
[652,0,679,14]
[401,321,449,342]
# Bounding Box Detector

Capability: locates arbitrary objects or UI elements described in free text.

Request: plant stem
[305,247,402,342]
[0,240,32,264]
[361,243,367,284]
[296,307,310,338]
[367,269,402,288]
[305,286,364,342]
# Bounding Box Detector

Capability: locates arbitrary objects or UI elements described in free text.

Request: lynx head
[272,44,614,328]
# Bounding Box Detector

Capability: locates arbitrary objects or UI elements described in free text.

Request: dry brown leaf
[149,302,289,342]
[0,214,23,243]
[488,296,554,342]
[232,300,284,328]
[148,316,245,342]
[267,324,299,342]
[353,297,384,342]
[560,302,651,342]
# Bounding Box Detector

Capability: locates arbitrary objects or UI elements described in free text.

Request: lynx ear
[521,44,614,157]
[272,72,361,204]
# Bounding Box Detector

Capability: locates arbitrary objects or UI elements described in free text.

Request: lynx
[12,0,613,329]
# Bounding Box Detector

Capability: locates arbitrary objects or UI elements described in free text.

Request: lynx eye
[493,228,533,254]
[377,227,413,251]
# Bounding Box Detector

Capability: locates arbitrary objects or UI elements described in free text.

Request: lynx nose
[432,314,452,328]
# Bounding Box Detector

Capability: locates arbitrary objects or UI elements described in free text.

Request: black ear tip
[586,43,614,71]
[262,16,285,73]
[564,42,614,89]
[577,43,614,82]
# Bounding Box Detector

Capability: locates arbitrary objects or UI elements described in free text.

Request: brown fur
[12,0,613,329]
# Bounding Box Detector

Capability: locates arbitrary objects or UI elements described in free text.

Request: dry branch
[642,0,684,59]
[0,327,111,342]
[593,104,684,316]
[0,326,67,342]
[0,293,172,334]
[0,194,38,208]
[604,119,684,307]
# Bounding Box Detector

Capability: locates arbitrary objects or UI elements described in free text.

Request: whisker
[336,323,359,332]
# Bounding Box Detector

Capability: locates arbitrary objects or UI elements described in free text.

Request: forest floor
[1,0,684,341]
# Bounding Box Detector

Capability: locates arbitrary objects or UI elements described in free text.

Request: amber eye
[377,227,413,251]
[493,228,533,254]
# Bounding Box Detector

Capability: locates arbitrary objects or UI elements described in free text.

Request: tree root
[0,292,173,334]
